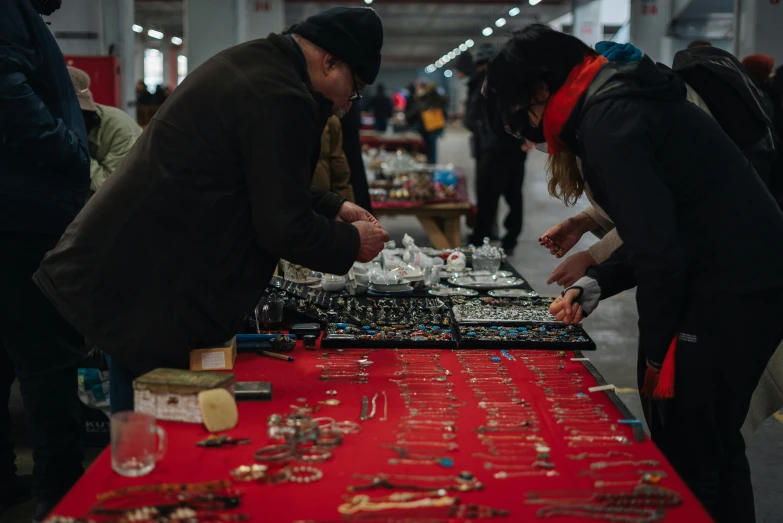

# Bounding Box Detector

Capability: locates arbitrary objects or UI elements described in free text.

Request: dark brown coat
[34,34,359,373]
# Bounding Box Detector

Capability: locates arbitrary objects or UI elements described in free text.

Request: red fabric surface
[54,344,713,523]
[372,176,470,210]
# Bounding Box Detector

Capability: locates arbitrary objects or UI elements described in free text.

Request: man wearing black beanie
[33,8,389,411]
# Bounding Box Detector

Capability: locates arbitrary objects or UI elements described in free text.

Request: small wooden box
[133,368,236,424]
[189,337,237,371]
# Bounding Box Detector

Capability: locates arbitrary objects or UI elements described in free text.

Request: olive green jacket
[89,104,143,195]
[311,115,354,202]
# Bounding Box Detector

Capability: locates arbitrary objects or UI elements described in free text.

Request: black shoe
[0,474,33,516]
[33,500,56,523]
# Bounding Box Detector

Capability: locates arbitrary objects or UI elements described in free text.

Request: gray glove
[564,276,601,316]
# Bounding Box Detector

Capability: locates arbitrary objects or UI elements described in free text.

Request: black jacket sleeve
[580,99,689,366]
[585,243,637,299]
[240,93,360,275]
[0,1,89,170]
[310,187,346,218]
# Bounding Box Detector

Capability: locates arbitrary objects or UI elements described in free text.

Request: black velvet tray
[453,322,597,350]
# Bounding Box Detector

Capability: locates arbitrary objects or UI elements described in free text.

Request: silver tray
[488,289,539,298]
[449,275,525,290]
[428,286,479,297]
[452,304,557,324]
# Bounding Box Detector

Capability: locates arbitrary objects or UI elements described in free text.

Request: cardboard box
[189,337,237,371]
[133,368,236,424]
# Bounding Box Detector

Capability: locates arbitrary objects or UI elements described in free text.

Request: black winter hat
[290,7,384,85]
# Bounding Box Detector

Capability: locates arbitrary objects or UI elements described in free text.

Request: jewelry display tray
[320,323,458,349]
[451,296,560,325]
[452,322,596,350]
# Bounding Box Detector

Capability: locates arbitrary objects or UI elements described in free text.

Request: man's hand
[354,221,389,262]
[338,201,381,228]
[539,213,597,258]
[549,288,584,324]
[546,250,597,287]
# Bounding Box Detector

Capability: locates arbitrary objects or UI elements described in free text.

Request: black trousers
[470,147,526,251]
[641,289,783,523]
[0,232,85,503]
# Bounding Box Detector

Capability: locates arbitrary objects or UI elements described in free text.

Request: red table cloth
[53,344,713,523]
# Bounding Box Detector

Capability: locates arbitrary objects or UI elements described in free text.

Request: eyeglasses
[349,71,363,102]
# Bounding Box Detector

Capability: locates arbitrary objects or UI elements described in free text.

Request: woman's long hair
[546,152,584,206]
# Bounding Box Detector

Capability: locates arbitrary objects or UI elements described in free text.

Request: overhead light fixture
[495,18,506,27]
[132,24,143,33]
[509,7,521,16]
[448,52,455,59]
[454,49,461,56]
[147,29,164,39]
[171,36,183,45]
[444,70,453,78]
[364,0,373,4]
[482,27,493,36]
[443,56,451,63]
[529,0,542,5]
[459,43,468,52]
[465,39,475,48]
[435,59,443,67]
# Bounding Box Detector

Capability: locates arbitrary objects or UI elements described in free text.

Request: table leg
[444,217,461,249]
[417,217,452,250]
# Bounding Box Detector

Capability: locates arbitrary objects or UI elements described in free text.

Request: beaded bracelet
[288,465,323,484]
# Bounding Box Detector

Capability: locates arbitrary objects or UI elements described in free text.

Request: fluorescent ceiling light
[482,27,493,36]
[509,7,521,16]
[459,44,468,52]
[465,39,475,48]
[444,70,453,78]
[495,18,506,27]
[529,0,542,5]
[132,24,143,33]
[147,29,164,39]
[171,36,183,45]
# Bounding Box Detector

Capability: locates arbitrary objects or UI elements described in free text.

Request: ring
[315,428,344,448]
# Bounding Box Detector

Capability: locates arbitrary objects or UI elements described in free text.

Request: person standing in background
[68,67,143,198]
[463,43,527,255]
[341,104,373,211]
[135,80,153,105]
[367,84,393,132]
[313,115,355,201]
[0,0,91,520]
[406,82,446,164]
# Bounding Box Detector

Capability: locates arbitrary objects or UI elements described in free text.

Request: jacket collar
[269,33,334,128]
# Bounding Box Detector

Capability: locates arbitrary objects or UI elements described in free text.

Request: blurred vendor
[68,67,142,197]
[312,115,355,201]
[34,7,389,412]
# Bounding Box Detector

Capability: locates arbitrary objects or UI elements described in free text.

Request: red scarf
[543,55,608,155]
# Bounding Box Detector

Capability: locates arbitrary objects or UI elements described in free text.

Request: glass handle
[154,425,167,462]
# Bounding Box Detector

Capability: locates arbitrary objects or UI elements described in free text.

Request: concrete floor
[2,127,781,523]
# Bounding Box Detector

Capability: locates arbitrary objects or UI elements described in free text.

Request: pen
[259,351,294,362]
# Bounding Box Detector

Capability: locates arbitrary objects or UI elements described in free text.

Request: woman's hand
[539,213,597,258]
[546,250,597,287]
[549,288,584,324]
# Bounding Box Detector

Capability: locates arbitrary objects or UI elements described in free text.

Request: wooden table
[373,200,473,249]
